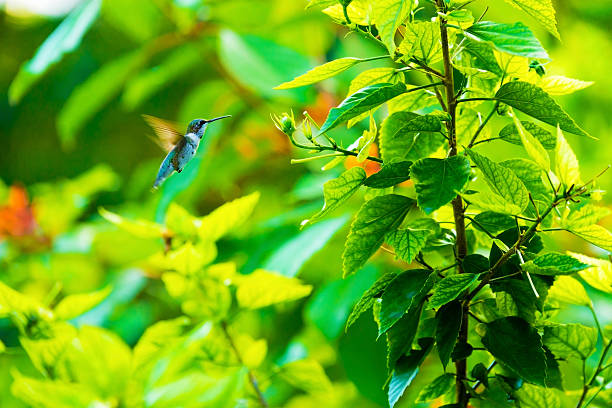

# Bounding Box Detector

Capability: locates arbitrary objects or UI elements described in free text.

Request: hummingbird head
[187,115,231,138]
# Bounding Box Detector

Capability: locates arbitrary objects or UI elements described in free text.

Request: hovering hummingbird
[143,114,231,190]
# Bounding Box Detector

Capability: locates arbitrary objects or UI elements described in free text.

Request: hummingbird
[143,114,231,190]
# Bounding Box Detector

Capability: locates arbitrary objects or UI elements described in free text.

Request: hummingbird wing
[142,114,183,152]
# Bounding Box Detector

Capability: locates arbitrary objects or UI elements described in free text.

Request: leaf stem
[221,321,269,408]
[467,102,499,148]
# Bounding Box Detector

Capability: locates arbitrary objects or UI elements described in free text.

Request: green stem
[467,102,499,148]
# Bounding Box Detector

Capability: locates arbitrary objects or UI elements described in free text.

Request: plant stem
[436,3,469,406]
[221,321,269,408]
[467,102,499,148]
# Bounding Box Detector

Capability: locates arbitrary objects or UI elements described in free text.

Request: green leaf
[346,272,397,330]
[343,195,414,277]
[500,158,550,203]
[513,383,561,408]
[521,252,590,276]
[218,30,311,103]
[454,34,503,77]
[387,338,434,407]
[380,112,446,162]
[303,167,366,227]
[8,0,102,104]
[279,359,333,394]
[373,0,415,53]
[416,373,455,402]
[555,126,581,188]
[491,276,550,323]
[547,275,590,306]
[568,252,612,294]
[481,317,547,386]
[467,150,530,212]
[429,274,479,309]
[495,81,591,138]
[499,120,555,149]
[198,192,260,241]
[386,227,432,264]
[465,21,548,59]
[99,207,165,238]
[543,323,597,360]
[236,269,312,309]
[364,161,412,188]
[379,270,431,335]
[275,57,366,89]
[502,0,560,39]
[54,286,112,320]
[320,83,407,133]
[410,156,471,214]
[561,205,611,229]
[386,300,426,369]
[399,21,442,64]
[11,373,103,408]
[57,50,146,148]
[347,67,400,95]
[472,212,515,235]
[539,75,593,95]
[435,301,463,369]
[306,0,340,9]
[567,224,612,252]
[512,113,550,170]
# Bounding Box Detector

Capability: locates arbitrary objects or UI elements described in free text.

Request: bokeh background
[1,0,611,407]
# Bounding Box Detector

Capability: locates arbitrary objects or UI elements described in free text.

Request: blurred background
[0,0,611,407]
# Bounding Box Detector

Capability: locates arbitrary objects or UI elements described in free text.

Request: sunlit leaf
[8,0,102,104]
[502,0,560,39]
[521,252,589,276]
[555,126,581,189]
[99,207,165,238]
[386,226,432,264]
[566,224,612,252]
[380,112,445,163]
[11,372,104,408]
[567,252,612,294]
[543,323,597,360]
[198,192,260,241]
[499,120,555,149]
[279,358,333,394]
[547,275,590,306]
[428,273,480,309]
[399,21,442,64]
[465,21,549,59]
[512,113,549,170]
[373,0,415,53]
[495,81,591,138]
[364,161,412,188]
[343,195,414,276]
[236,269,312,309]
[54,286,112,320]
[275,57,367,89]
[513,383,561,408]
[539,75,593,95]
[415,373,454,402]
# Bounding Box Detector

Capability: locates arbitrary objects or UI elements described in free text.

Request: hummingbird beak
[205,115,231,123]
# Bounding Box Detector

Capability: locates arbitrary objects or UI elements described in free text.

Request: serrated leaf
[465,21,548,59]
[343,195,414,276]
[547,275,590,306]
[491,276,550,323]
[8,0,102,104]
[512,113,549,170]
[379,270,431,335]
[467,191,524,215]
[513,383,561,408]
[481,316,547,386]
[499,120,555,149]
[567,252,612,294]
[567,224,612,252]
[322,0,375,25]
[303,167,366,227]
[279,358,333,394]
[364,161,412,188]
[411,156,471,214]
[555,126,580,188]
[275,57,365,89]
[236,269,312,309]
[320,82,407,133]
[521,252,590,276]
[373,0,415,53]
[380,112,446,162]
[561,205,611,229]
[198,192,260,241]
[543,323,597,360]
[386,300,429,370]
[502,0,559,39]
[346,272,397,330]
[54,286,112,320]
[454,34,503,77]
[386,228,432,264]
[435,300,462,369]
[539,75,593,96]
[429,273,479,309]
[500,158,550,203]
[399,21,442,64]
[495,81,591,138]
[347,67,400,95]
[388,338,434,407]
[416,373,455,402]
[468,150,530,212]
